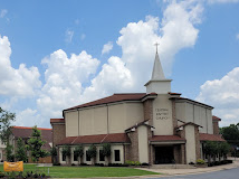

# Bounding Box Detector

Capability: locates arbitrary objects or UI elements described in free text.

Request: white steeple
[151,43,165,80]
[145,43,172,94]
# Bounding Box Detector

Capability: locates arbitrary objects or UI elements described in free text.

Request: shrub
[53,162,61,166]
[196,159,205,165]
[95,163,104,166]
[71,163,76,166]
[142,162,149,166]
[108,163,127,167]
[0,172,5,178]
[135,161,141,166]
[125,160,141,166]
[81,162,88,166]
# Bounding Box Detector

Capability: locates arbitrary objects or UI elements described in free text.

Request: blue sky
[0,0,239,127]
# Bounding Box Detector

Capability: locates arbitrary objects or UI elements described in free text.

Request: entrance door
[154,146,174,164]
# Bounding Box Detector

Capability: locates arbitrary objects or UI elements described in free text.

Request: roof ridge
[64,94,115,111]
[12,126,52,131]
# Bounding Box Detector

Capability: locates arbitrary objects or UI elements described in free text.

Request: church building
[50,46,224,165]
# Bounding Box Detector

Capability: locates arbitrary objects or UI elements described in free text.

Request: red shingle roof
[11,126,52,151]
[64,93,147,111]
[50,118,65,123]
[212,115,221,121]
[57,133,130,145]
[199,133,225,142]
[150,135,186,142]
[176,122,202,129]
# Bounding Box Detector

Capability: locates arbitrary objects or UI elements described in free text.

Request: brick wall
[52,123,66,147]
[194,126,201,160]
[213,121,220,135]
[171,99,178,133]
[125,131,139,162]
[143,100,153,125]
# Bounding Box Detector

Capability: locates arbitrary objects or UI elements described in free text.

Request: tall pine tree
[15,138,28,162]
[27,126,48,163]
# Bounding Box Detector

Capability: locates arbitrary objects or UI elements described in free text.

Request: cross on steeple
[154,42,159,53]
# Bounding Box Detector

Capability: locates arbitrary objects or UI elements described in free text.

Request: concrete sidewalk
[137,158,239,178]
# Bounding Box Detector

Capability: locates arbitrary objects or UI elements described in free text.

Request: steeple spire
[144,42,172,94]
[151,43,165,80]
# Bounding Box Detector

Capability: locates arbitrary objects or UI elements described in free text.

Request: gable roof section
[64,93,147,111]
[176,122,203,130]
[125,120,154,133]
[170,96,213,109]
[50,118,65,123]
[11,126,52,151]
[199,133,225,142]
[212,115,221,121]
[57,133,130,145]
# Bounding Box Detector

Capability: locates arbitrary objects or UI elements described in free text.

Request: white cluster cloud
[0,9,7,18]
[0,35,41,97]
[65,29,74,43]
[102,41,113,54]
[14,108,41,127]
[115,1,202,91]
[196,67,239,126]
[37,49,99,120]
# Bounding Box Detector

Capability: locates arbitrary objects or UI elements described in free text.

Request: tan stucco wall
[79,109,94,135]
[65,102,144,136]
[125,103,144,127]
[153,95,173,135]
[185,125,196,163]
[65,111,78,137]
[108,104,125,133]
[206,109,213,134]
[175,102,213,134]
[93,107,108,134]
[137,126,149,163]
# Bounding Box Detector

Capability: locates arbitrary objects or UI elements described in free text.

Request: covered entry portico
[150,135,186,164]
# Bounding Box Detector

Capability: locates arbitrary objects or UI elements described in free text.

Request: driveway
[147,167,239,179]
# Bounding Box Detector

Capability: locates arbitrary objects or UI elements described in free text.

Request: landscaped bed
[0,164,158,178]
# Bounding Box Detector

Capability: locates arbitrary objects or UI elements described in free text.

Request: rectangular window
[86,150,91,161]
[74,151,78,161]
[99,150,105,161]
[62,153,66,161]
[114,150,120,162]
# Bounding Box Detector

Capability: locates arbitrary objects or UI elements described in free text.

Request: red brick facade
[52,123,66,147]
[213,121,220,135]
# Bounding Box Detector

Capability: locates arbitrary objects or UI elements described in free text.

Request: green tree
[221,124,239,145]
[203,141,215,165]
[27,126,48,164]
[50,146,58,164]
[74,145,84,165]
[0,107,15,142]
[0,107,15,161]
[88,144,97,165]
[6,142,14,161]
[219,142,230,159]
[15,138,28,162]
[62,145,71,165]
[102,143,111,165]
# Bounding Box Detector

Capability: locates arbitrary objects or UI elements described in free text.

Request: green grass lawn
[0,164,158,178]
